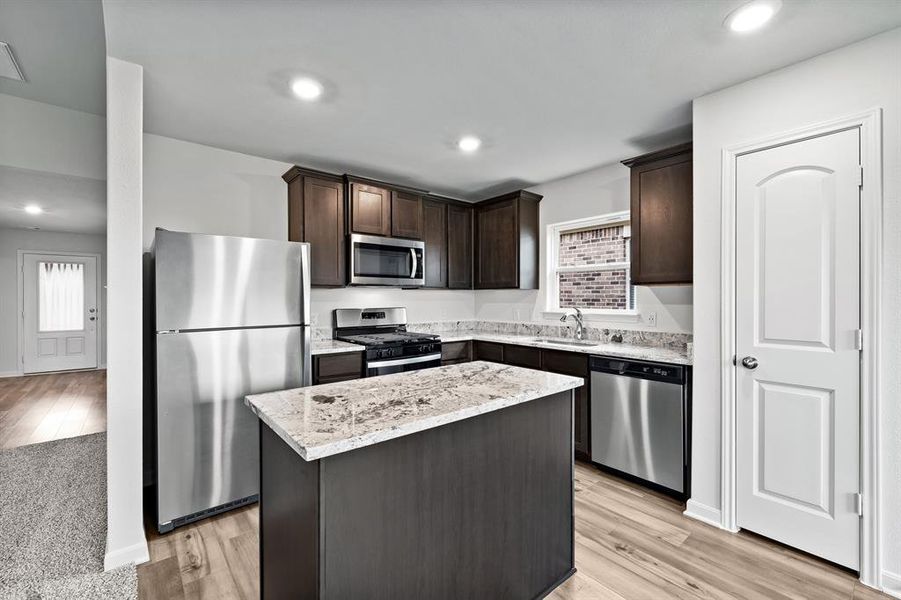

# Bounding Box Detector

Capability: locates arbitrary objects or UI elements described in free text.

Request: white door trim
[719,108,882,587]
[16,250,103,376]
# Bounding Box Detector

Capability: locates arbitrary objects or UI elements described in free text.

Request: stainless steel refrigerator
[152,229,311,533]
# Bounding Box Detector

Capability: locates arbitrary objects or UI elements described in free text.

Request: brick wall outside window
[556,224,631,310]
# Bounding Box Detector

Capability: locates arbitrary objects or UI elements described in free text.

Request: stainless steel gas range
[333,307,441,377]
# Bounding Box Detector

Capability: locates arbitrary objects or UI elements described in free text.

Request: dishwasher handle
[590,356,685,384]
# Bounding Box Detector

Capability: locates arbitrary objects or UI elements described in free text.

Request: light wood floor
[0,369,106,449]
[138,461,887,600]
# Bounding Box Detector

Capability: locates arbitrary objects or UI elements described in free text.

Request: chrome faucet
[560,308,585,341]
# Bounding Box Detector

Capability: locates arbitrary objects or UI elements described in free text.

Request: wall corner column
[104,56,149,571]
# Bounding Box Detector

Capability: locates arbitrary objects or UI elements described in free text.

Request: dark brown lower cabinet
[541,350,590,461]
[313,352,363,385]
[473,341,504,363]
[440,341,471,365]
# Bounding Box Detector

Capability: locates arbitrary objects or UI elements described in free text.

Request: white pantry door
[735,128,860,569]
[22,253,99,374]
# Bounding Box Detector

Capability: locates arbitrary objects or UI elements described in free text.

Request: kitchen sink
[531,337,598,347]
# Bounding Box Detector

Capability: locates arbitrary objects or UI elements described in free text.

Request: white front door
[22,253,99,374]
[735,128,860,570]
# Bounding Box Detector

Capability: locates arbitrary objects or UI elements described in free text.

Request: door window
[38,261,84,332]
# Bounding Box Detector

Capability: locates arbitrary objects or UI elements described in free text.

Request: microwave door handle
[410,248,417,278]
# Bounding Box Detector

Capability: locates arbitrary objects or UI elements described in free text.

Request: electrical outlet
[512,308,522,321]
[645,311,657,327]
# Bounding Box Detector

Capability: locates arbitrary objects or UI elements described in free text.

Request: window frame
[545,211,639,318]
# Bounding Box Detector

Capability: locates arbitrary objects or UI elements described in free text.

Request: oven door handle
[368,353,442,368]
[410,248,418,279]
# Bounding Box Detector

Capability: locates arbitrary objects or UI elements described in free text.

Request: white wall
[692,28,901,589]
[0,93,106,180]
[141,134,477,326]
[0,228,107,375]
[474,162,693,333]
[104,56,148,570]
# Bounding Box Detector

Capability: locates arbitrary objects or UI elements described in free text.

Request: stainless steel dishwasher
[590,356,690,498]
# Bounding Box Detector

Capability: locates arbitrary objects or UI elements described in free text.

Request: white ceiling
[0,0,106,115]
[100,0,901,199]
[0,167,106,235]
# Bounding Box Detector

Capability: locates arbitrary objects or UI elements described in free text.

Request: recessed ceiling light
[457,136,482,152]
[291,77,323,101]
[24,204,43,215]
[725,0,781,33]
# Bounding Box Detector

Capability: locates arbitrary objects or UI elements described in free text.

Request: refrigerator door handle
[300,243,311,326]
[302,326,313,387]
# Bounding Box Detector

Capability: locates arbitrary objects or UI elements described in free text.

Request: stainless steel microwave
[349,233,425,286]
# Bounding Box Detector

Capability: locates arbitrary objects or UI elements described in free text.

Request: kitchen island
[246,361,583,600]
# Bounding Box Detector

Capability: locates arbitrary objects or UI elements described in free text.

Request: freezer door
[154,229,311,331]
[156,325,310,528]
[590,371,684,493]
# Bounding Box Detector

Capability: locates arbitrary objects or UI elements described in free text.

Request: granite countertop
[439,332,692,365]
[246,361,583,461]
[311,339,366,355]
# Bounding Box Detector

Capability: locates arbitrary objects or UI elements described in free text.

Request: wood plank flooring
[0,370,106,449]
[138,461,888,600]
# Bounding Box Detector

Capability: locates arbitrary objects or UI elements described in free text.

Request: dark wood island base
[259,390,575,600]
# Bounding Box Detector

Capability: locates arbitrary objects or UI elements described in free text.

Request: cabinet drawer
[441,341,471,363]
[473,341,504,363]
[315,352,363,382]
[541,349,588,377]
[503,344,542,369]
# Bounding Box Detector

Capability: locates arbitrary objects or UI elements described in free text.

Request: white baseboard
[104,539,150,571]
[0,371,22,379]
[683,499,725,529]
[882,571,901,599]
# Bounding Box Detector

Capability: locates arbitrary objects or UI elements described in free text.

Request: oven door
[349,234,425,286]
[366,353,442,377]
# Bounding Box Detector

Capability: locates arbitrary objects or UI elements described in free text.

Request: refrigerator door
[154,229,311,331]
[156,325,311,530]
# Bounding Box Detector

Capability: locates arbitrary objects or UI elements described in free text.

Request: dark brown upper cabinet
[622,143,693,285]
[421,198,447,288]
[283,167,345,287]
[447,204,473,289]
[474,190,541,289]
[391,191,423,239]
[349,181,391,236]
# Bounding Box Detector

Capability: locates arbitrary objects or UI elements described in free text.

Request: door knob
[89,316,96,321]
[741,356,759,370]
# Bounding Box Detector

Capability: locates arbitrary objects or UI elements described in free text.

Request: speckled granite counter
[311,339,365,355]
[246,361,582,461]
[439,332,692,365]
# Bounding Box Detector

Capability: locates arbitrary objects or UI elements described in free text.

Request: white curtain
[38,262,84,331]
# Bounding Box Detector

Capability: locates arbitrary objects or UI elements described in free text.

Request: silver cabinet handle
[741,356,759,370]
[410,248,418,278]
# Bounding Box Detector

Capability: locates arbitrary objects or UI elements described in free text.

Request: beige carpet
[0,433,137,600]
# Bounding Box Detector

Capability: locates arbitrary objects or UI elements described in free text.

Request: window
[38,261,84,332]
[547,212,635,313]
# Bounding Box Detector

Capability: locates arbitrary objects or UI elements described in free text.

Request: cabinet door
[447,205,473,289]
[473,341,504,363]
[391,191,423,239]
[422,199,447,288]
[440,341,471,365]
[503,344,542,369]
[631,154,693,284]
[541,349,590,460]
[314,352,363,385]
[351,183,391,236]
[474,199,518,289]
[572,384,590,460]
[304,177,345,287]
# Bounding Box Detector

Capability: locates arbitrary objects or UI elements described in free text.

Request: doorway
[20,252,100,374]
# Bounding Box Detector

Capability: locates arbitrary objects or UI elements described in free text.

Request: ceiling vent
[0,42,25,82]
